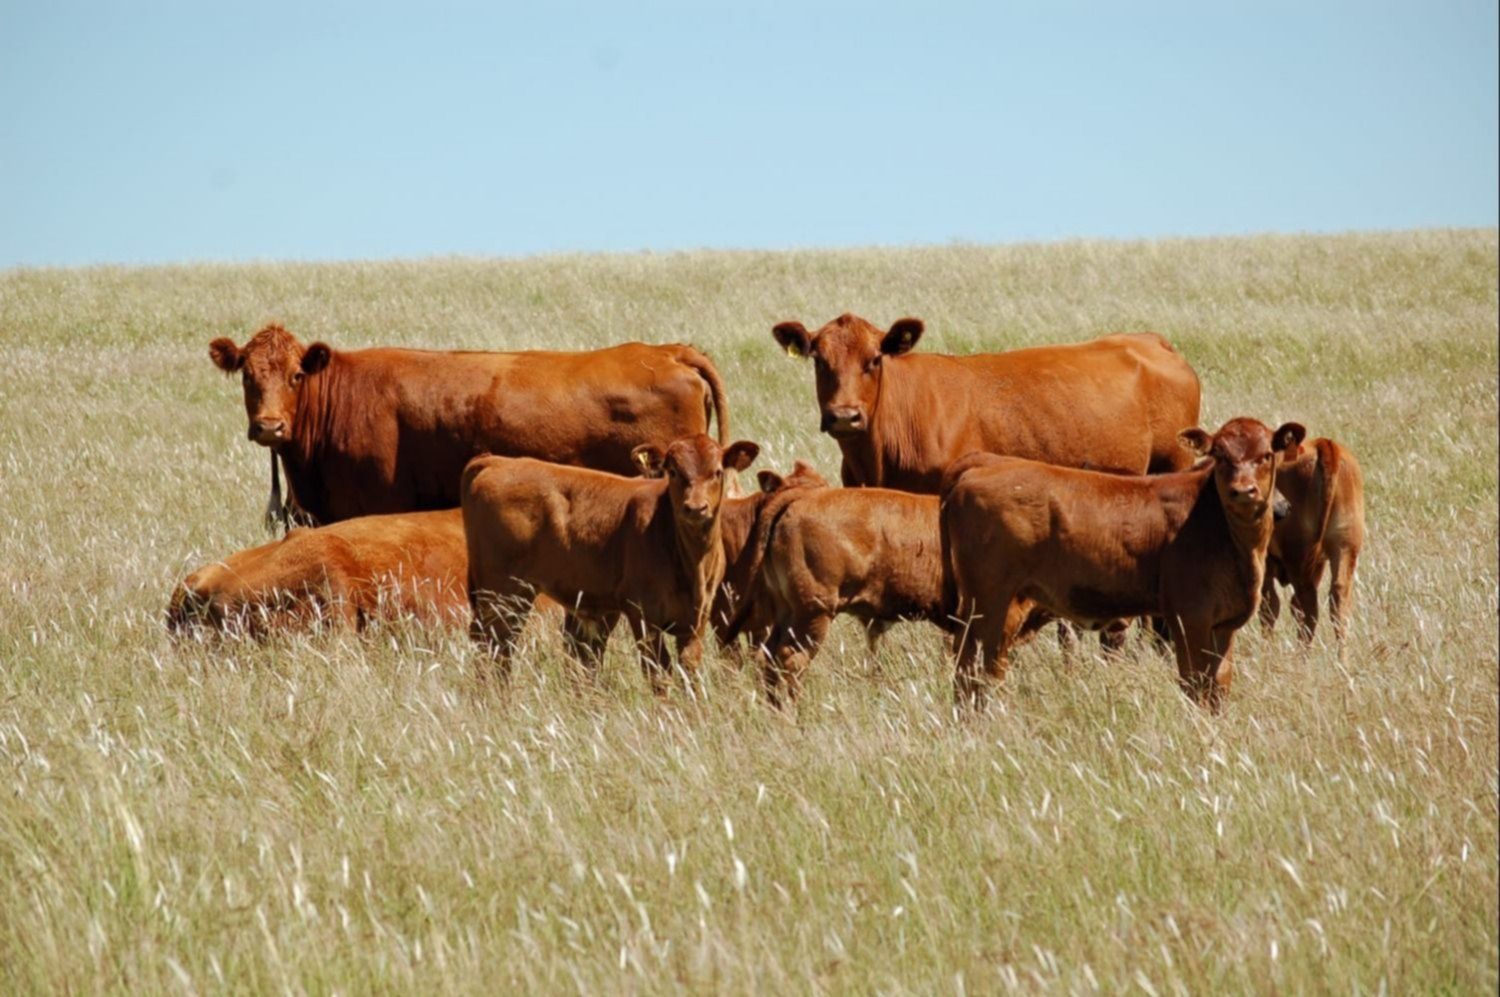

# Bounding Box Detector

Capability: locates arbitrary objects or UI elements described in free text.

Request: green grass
[1,229,1496,992]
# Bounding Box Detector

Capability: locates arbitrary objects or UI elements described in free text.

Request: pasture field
[1,229,1496,993]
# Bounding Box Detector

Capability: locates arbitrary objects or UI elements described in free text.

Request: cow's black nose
[821,407,865,434]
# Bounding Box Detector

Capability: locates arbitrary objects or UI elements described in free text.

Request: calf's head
[209,324,332,447]
[633,435,760,527]
[771,313,924,438]
[756,459,830,494]
[1179,418,1306,520]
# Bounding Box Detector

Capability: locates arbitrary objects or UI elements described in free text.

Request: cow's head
[772,313,923,438]
[756,459,830,494]
[633,435,760,528]
[208,324,332,447]
[1178,418,1306,521]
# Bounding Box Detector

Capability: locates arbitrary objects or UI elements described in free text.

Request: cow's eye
[291,371,304,387]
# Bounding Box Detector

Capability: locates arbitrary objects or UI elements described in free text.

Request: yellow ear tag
[786,344,801,358]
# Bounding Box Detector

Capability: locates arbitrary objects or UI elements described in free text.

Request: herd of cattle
[168,315,1366,710]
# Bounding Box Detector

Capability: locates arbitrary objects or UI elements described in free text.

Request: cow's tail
[938,452,996,621]
[720,486,805,645]
[679,346,730,447]
[1307,438,1342,566]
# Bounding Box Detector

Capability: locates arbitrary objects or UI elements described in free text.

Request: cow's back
[770,488,943,619]
[461,456,647,610]
[862,333,1200,491]
[292,342,719,523]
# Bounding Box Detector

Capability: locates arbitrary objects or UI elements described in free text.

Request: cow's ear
[632,444,666,477]
[722,440,760,472]
[772,322,813,358]
[1178,428,1213,456]
[1272,422,1307,454]
[881,318,924,356]
[301,342,332,375]
[209,338,241,373]
[757,469,784,493]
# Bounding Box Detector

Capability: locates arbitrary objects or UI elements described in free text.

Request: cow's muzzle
[820,407,866,437]
[1272,490,1290,522]
[250,419,287,446]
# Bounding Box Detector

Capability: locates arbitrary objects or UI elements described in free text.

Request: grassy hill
[1,229,1495,991]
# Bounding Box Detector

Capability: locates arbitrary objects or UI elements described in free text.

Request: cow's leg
[1259,574,1282,631]
[562,611,616,679]
[1327,546,1358,646]
[1290,560,1326,643]
[860,618,893,676]
[673,628,708,701]
[1099,620,1129,658]
[634,624,673,698]
[469,589,531,685]
[958,595,1027,711]
[1055,620,1081,665]
[765,613,828,708]
[1170,617,1232,712]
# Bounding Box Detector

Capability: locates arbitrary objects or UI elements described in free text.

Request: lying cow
[209,324,733,526]
[723,484,951,706]
[771,313,1201,491]
[166,509,468,636]
[1260,435,1366,643]
[942,418,1305,711]
[462,434,759,694]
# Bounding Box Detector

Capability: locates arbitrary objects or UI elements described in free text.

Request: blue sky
[2,1,1495,267]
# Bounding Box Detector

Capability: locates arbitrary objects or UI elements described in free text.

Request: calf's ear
[1177,428,1213,456]
[722,440,760,472]
[209,338,241,373]
[757,469,785,493]
[881,317,924,356]
[301,342,332,375]
[772,322,813,358]
[632,444,666,477]
[1271,422,1307,453]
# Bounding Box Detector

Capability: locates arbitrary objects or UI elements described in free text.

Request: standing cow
[771,313,1201,490]
[462,434,760,695]
[209,324,732,526]
[1260,435,1366,643]
[942,418,1305,711]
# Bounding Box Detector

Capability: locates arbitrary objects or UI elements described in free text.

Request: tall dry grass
[0,229,1495,992]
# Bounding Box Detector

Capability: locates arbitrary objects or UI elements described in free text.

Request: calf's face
[634,435,760,527]
[209,325,331,447]
[1179,418,1307,519]
[771,313,924,438]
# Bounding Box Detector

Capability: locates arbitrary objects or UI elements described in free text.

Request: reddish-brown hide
[209,324,732,524]
[941,418,1305,710]
[771,313,1202,491]
[166,509,469,636]
[461,434,759,694]
[711,460,830,652]
[1260,436,1366,643]
[724,483,952,706]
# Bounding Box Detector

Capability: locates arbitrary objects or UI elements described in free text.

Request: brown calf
[771,313,1201,491]
[711,461,830,652]
[1260,437,1366,643]
[942,418,1306,711]
[209,324,732,526]
[166,509,468,636]
[723,485,950,706]
[461,434,759,694]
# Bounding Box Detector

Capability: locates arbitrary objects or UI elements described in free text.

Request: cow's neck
[839,359,920,487]
[670,506,727,630]
[277,355,345,520]
[1198,474,1277,611]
